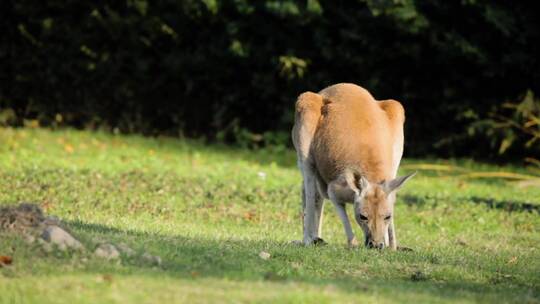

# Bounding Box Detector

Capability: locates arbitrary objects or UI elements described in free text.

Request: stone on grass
[142,252,162,266]
[43,216,61,226]
[259,251,271,260]
[117,243,135,257]
[94,244,120,260]
[41,226,84,251]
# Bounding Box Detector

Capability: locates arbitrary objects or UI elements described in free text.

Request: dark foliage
[1,0,539,159]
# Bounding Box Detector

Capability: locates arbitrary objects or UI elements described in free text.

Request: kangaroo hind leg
[292,92,325,245]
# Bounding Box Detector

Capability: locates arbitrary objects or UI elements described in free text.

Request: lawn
[0,127,539,304]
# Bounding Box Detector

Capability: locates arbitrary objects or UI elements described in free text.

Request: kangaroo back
[311,83,404,183]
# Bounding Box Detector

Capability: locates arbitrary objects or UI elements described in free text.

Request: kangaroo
[292,83,415,249]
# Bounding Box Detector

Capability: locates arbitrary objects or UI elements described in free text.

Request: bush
[1,0,539,159]
[469,90,540,159]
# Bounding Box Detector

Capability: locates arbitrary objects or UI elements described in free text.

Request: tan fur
[312,83,404,183]
[292,92,324,162]
[292,83,409,248]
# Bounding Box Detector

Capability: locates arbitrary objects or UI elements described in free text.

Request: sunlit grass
[0,128,539,303]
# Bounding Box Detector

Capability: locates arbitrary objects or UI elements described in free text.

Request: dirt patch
[0,203,58,234]
[0,203,83,251]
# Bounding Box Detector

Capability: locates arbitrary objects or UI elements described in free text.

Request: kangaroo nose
[376,242,385,249]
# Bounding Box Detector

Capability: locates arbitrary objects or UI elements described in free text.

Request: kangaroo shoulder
[378,99,405,123]
[295,91,323,113]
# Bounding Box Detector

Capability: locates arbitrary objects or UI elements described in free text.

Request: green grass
[1,127,539,304]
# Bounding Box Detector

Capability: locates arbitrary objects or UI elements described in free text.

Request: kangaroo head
[353,172,416,249]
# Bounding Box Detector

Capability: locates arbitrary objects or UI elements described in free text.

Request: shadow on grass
[402,194,540,214]
[61,220,538,302]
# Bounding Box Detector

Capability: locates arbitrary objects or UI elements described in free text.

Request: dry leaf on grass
[0,255,13,266]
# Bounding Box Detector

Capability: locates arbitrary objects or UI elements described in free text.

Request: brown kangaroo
[292,83,415,249]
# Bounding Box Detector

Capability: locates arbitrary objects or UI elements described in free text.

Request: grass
[0,127,539,303]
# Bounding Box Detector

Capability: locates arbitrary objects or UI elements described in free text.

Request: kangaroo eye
[384,215,392,221]
[359,214,368,221]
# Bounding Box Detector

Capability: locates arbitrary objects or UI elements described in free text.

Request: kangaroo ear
[383,171,417,194]
[357,175,370,193]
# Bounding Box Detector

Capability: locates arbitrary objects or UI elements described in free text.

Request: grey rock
[94,243,120,260]
[57,242,67,251]
[117,243,135,257]
[258,251,271,260]
[142,252,162,266]
[43,216,61,226]
[41,226,84,251]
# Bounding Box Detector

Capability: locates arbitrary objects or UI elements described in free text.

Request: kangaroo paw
[312,237,327,246]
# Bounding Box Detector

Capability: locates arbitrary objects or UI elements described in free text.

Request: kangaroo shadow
[61,219,538,302]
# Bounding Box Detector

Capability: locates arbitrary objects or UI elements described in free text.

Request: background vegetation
[1,0,539,160]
